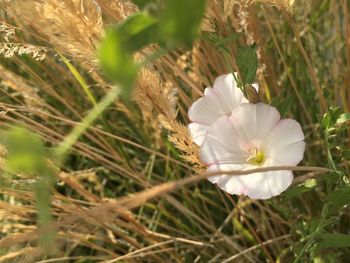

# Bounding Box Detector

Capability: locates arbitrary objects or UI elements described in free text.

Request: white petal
[206,163,248,194]
[213,73,244,112]
[267,141,306,165]
[246,170,293,199]
[200,116,249,165]
[207,160,293,199]
[188,87,226,125]
[262,119,305,165]
[230,103,280,147]
[188,123,209,145]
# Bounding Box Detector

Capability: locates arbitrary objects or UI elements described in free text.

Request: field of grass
[0,0,349,262]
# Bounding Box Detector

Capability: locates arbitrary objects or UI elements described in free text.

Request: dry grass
[0,0,349,262]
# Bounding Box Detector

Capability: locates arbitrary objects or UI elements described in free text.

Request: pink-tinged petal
[230,103,280,148]
[188,122,209,145]
[244,170,293,199]
[245,157,293,199]
[266,141,306,165]
[207,159,294,199]
[200,116,249,165]
[188,87,226,125]
[207,163,276,199]
[206,163,248,193]
[213,73,244,113]
[265,170,293,197]
[262,119,305,165]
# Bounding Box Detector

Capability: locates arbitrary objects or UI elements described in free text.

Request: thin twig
[222,234,291,262]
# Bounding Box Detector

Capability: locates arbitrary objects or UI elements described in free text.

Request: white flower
[200,103,305,199]
[188,73,258,145]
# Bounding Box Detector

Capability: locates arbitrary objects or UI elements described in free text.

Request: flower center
[246,148,265,165]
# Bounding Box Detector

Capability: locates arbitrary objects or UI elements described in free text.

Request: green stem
[54,86,120,162]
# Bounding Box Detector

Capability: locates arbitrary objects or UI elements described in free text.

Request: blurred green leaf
[35,176,55,251]
[2,127,56,251]
[327,186,350,208]
[117,13,159,52]
[285,184,315,199]
[4,127,45,175]
[99,29,137,97]
[132,0,158,10]
[236,44,258,86]
[100,13,160,97]
[318,233,350,249]
[343,149,350,160]
[159,0,206,45]
[321,106,341,130]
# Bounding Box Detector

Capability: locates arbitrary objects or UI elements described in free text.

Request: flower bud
[245,84,260,103]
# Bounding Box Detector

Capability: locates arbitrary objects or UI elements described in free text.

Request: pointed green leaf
[236,44,258,86]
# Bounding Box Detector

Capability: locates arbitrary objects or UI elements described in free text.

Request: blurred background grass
[0,0,349,262]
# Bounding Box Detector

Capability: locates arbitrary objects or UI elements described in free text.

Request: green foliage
[236,44,258,86]
[99,27,137,97]
[321,106,342,130]
[1,127,56,251]
[285,179,317,199]
[35,176,55,251]
[3,127,45,175]
[100,0,206,98]
[1,1,350,262]
[116,13,159,52]
[327,187,350,209]
[158,0,206,46]
[291,106,350,261]
[132,0,159,10]
[318,233,350,249]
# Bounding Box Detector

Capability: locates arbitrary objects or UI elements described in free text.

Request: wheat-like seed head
[0,64,46,109]
[6,0,104,65]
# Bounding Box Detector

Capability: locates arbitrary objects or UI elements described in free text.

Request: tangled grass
[0,0,349,262]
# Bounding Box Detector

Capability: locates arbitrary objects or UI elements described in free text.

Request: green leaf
[318,233,350,249]
[3,127,46,175]
[284,184,315,199]
[132,0,158,10]
[99,13,159,97]
[159,0,206,45]
[321,106,341,130]
[117,13,159,52]
[35,176,55,251]
[236,44,258,86]
[327,186,350,208]
[99,28,137,97]
[2,127,56,251]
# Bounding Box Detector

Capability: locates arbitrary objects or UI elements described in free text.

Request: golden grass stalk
[0,64,46,109]
[5,0,104,65]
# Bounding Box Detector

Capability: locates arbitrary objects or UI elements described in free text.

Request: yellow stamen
[247,148,265,165]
